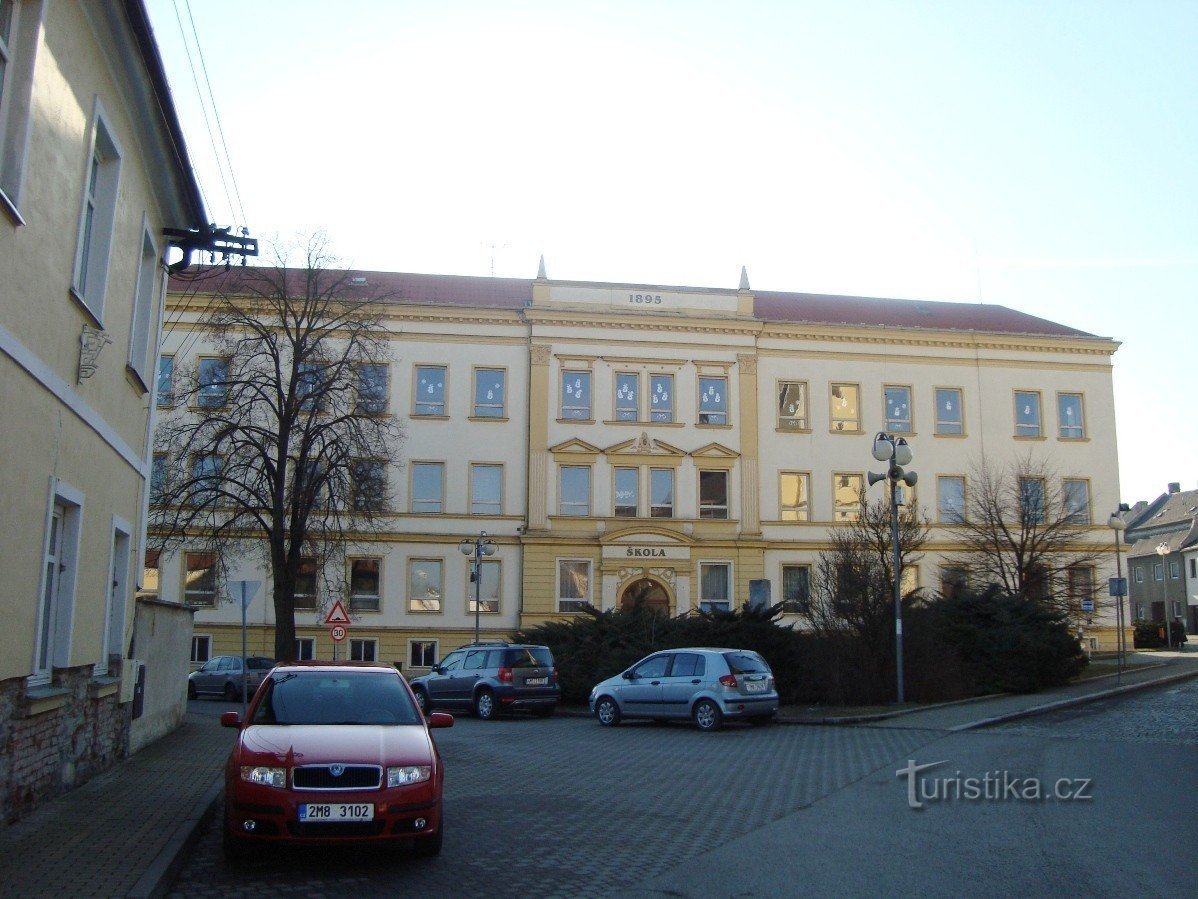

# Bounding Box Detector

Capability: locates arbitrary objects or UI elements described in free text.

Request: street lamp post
[459,531,497,645]
[1108,507,1129,685]
[1156,542,1172,650]
[868,432,917,705]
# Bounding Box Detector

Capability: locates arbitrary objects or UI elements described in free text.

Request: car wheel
[223,682,240,702]
[594,696,621,727]
[692,699,723,732]
[187,681,197,700]
[532,706,555,718]
[222,808,251,862]
[474,688,497,720]
[412,819,443,858]
[412,687,430,715]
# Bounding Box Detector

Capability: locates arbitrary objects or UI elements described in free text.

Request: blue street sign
[1108,577,1127,597]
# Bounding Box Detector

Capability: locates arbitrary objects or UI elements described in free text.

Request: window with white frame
[414,365,446,415]
[1067,566,1094,609]
[197,357,229,408]
[615,372,639,421]
[151,452,168,505]
[1019,477,1046,524]
[559,465,591,516]
[561,370,591,420]
[780,472,810,521]
[699,470,728,519]
[72,108,122,319]
[781,564,811,613]
[557,559,592,612]
[1062,479,1090,524]
[469,463,502,515]
[699,562,731,612]
[938,476,966,523]
[411,462,444,513]
[778,381,808,430]
[37,494,80,677]
[833,474,864,521]
[650,468,674,518]
[409,640,437,668]
[474,368,505,418]
[190,635,211,664]
[468,559,501,613]
[294,638,315,661]
[350,639,377,662]
[614,467,638,517]
[650,373,674,422]
[349,558,381,611]
[190,453,222,506]
[296,361,327,412]
[940,565,969,600]
[1170,561,1180,579]
[293,557,318,610]
[355,363,388,415]
[1134,567,1143,583]
[830,383,860,432]
[127,228,159,384]
[351,459,386,512]
[934,388,964,435]
[698,376,728,425]
[184,552,217,607]
[1153,563,1163,581]
[156,355,174,407]
[0,0,46,210]
[1057,393,1085,439]
[408,559,443,611]
[1014,391,1042,437]
[884,385,912,433]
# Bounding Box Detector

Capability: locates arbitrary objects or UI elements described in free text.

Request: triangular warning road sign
[323,600,351,626]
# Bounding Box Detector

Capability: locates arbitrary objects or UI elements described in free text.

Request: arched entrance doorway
[619,577,671,613]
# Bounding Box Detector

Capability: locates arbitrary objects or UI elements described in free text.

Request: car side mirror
[427,712,454,729]
[431,664,444,674]
[220,711,242,728]
[622,671,636,680]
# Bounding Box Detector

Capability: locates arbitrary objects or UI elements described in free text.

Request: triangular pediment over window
[691,442,739,459]
[548,437,602,459]
[605,433,686,458]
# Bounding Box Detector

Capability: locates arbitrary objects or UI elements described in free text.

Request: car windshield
[249,671,421,726]
[723,651,770,675]
[507,647,552,668]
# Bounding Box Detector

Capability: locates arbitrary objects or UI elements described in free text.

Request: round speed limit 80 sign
[330,625,347,642]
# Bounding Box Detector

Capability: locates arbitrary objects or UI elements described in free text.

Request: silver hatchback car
[588,647,778,731]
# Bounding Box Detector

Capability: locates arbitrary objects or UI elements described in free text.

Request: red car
[220,661,453,859]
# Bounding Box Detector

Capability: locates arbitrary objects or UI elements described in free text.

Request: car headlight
[240,766,286,788]
[387,765,431,787]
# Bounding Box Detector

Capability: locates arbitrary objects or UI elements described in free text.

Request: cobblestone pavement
[167,716,945,898]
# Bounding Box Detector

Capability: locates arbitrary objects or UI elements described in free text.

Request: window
[197,357,229,409]
[351,459,386,512]
[829,383,860,432]
[0,0,45,210]
[1015,391,1042,437]
[698,376,728,425]
[468,559,500,613]
[940,565,969,600]
[1057,393,1085,439]
[935,388,963,435]
[409,640,437,668]
[699,562,731,612]
[156,355,174,407]
[414,365,447,415]
[469,463,503,515]
[1190,559,1196,578]
[938,476,966,524]
[411,462,444,513]
[293,558,318,610]
[615,372,639,421]
[408,559,443,611]
[355,363,388,415]
[650,374,674,422]
[1067,566,1094,609]
[650,468,674,518]
[72,108,122,318]
[561,370,592,419]
[777,381,808,430]
[191,453,222,506]
[128,229,159,384]
[781,564,811,613]
[1153,563,1163,582]
[1019,477,1046,524]
[350,639,377,662]
[780,472,810,521]
[150,452,168,505]
[138,549,160,601]
[349,558,381,611]
[833,474,864,521]
[559,465,591,516]
[190,635,211,664]
[558,559,592,612]
[473,368,505,418]
[294,638,315,661]
[884,385,912,433]
[296,361,327,412]
[1134,567,1143,584]
[36,499,74,677]
[614,467,638,517]
[1062,479,1090,524]
[699,470,728,519]
[184,552,217,606]
[1136,603,1145,619]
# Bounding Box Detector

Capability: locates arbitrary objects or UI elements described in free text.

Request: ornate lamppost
[459,532,497,645]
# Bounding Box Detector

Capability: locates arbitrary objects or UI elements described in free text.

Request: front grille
[293,765,381,791]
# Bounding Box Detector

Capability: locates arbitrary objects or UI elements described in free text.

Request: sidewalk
[0,653,1195,898]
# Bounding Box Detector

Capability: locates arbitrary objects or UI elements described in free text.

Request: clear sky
[145,0,1197,506]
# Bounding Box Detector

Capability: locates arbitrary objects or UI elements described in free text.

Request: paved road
[169,682,1198,897]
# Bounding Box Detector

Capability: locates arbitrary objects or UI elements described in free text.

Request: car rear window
[247,658,275,670]
[723,651,770,674]
[250,671,421,726]
[506,646,553,668]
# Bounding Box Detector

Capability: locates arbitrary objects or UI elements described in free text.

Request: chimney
[1168,482,1180,494]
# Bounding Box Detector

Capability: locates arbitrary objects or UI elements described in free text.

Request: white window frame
[557,558,592,613]
[650,373,674,422]
[410,461,445,513]
[614,371,640,421]
[127,222,160,385]
[294,637,315,661]
[349,638,378,662]
[650,468,674,519]
[830,383,860,432]
[413,364,447,416]
[1062,478,1091,525]
[99,517,132,675]
[781,563,811,614]
[698,561,732,613]
[1014,390,1043,438]
[191,635,211,664]
[561,369,592,420]
[467,558,502,614]
[409,639,438,669]
[614,466,639,517]
[408,558,444,612]
[1057,392,1085,439]
[934,387,964,436]
[473,367,506,418]
[469,463,503,515]
[1170,561,1180,579]
[348,557,382,612]
[833,473,864,522]
[559,465,592,517]
[71,100,122,322]
[779,471,810,522]
[156,355,174,408]
[938,476,966,524]
[355,362,389,415]
[183,551,218,607]
[777,380,808,430]
[884,384,913,434]
[33,478,83,682]
[698,469,729,519]
[698,375,728,426]
[0,0,45,217]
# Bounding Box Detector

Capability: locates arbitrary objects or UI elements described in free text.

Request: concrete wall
[128,599,195,755]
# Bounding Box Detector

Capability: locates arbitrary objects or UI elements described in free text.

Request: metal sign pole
[241,581,248,719]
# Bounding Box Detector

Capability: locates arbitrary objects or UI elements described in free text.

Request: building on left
[0,0,208,823]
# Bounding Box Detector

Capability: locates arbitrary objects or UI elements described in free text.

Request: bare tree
[153,234,403,660]
[946,452,1102,620]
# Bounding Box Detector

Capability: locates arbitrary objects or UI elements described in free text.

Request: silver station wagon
[588,647,778,731]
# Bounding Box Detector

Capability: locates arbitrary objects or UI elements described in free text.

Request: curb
[948,667,1198,732]
[128,775,223,898]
